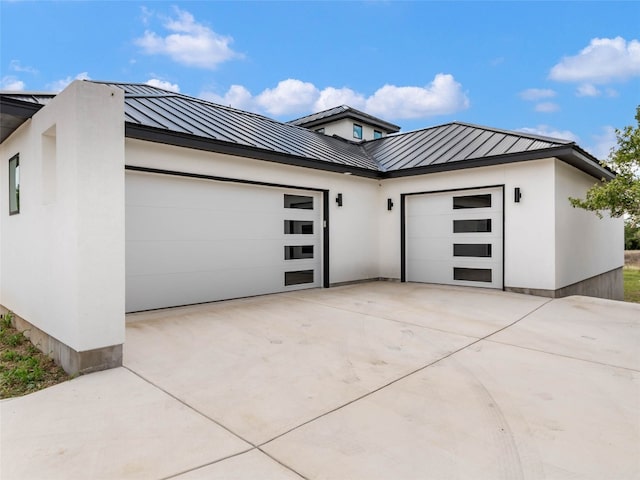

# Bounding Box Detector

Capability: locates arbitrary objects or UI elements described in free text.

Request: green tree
[625,222,640,250]
[570,105,640,231]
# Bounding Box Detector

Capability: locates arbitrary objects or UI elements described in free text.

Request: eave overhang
[125,123,381,179]
[380,146,615,181]
[0,97,44,143]
[127,123,613,182]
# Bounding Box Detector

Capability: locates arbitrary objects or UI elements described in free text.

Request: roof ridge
[287,105,348,124]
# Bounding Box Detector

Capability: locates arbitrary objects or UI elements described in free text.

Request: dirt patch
[625,251,640,269]
[1,313,70,398]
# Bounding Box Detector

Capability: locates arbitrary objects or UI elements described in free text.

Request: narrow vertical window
[9,154,20,215]
[353,124,363,140]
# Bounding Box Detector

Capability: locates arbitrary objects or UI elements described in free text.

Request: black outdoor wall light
[514,187,522,203]
[336,193,343,207]
[387,198,394,211]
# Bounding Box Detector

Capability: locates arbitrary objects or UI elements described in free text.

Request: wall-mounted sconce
[514,187,522,203]
[387,198,394,211]
[336,193,343,207]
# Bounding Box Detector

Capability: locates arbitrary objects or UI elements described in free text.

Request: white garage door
[126,171,323,312]
[405,187,503,289]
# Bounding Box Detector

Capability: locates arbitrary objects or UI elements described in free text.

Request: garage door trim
[125,165,330,289]
[400,184,505,289]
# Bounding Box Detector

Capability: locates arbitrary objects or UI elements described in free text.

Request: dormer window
[374,130,382,139]
[353,124,363,140]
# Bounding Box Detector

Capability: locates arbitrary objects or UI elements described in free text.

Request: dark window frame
[9,154,20,215]
[353,124,363,140]
[373,130,383,139]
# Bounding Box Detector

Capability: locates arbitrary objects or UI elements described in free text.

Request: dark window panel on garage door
[453,267,492,282]
[453,219,492,233]
[453,244,492,257]
[453,194,491,209]
[284,220,314,234]
[284,246,314,260]
[284,194,313,209]
[285,270,314,285]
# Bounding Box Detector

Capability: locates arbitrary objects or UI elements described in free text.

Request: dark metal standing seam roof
[0,81,613,180]
[102,82,379,172]
[364,121,575,172]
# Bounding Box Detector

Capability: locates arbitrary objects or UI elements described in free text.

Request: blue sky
[1,1,639,159]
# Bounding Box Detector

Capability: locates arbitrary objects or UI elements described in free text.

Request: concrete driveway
[2,282,639,479]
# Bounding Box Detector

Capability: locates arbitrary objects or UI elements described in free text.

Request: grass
[623,267,640,303]
[0,312,69,399]
[624,251,640,304]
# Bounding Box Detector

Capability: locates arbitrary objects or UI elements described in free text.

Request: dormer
[288,105,400,142]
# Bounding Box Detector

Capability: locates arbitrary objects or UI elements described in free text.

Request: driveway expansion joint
[123,365,310,480]
[259,297,555,447]
[284,294,484,339]
[484,339,640,373]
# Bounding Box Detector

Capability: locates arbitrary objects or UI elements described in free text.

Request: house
[0,80,623,374]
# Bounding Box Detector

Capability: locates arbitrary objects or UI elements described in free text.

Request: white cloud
[518,125,579,143]
[519,88,556,101]
[365,74,470,119]
[576,83,600,97]
[201,84,255,111]
[314,87,366,112]
[534,102,560,113]
[549,36,640,83]
[135,7,240,69]
[1,76,25,91]
[9,60,38,74]
[585,125,617,160]
[46,72,90,92]
[256,79,319,116]
[146,78,180,92]
[201,74,469,120]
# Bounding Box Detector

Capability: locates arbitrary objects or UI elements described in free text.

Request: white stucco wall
[0,81,125,352]
[125,139,381,284]
[315,118,386,141]
[554,160,624,288]
[378,159,559,290]
[126,146,622,293]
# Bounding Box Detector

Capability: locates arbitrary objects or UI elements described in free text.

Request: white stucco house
[0,81,623,374]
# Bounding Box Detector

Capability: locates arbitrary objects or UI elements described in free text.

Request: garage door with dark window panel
[125,172,322,312]
[405,187,503,289]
